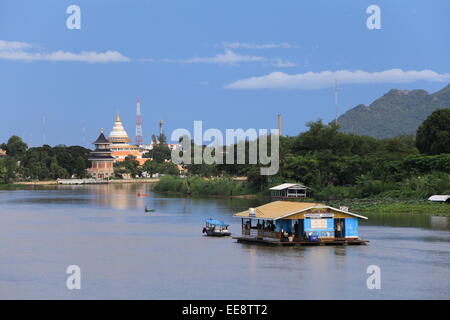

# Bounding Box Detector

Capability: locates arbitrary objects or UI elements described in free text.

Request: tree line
[167,108,450,199]
[1,108,449,200]
[0,136,90,183]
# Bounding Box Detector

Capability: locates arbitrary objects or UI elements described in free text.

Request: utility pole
[334,78,339,126]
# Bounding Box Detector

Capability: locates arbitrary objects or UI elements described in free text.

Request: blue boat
[202,219,231,237]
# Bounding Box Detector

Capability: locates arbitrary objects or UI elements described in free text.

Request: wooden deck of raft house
[233,201,369,247]
[232,236,369,246]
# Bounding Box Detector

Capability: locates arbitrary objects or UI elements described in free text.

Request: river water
[0,184,449,299]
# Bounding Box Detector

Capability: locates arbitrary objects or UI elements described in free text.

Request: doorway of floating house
[334,218,345,239]
[294,219,304,239]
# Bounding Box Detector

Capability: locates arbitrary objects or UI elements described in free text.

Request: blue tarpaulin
[206,219,228,227]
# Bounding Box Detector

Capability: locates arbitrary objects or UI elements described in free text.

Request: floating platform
[233,236,369,246]
[57,178,108,185]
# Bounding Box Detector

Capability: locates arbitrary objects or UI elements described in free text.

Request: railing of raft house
[257,230,281,239]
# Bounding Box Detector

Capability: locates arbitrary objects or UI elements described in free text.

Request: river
[0,184,449,299]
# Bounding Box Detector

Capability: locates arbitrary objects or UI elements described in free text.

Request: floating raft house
[233,201,368,246]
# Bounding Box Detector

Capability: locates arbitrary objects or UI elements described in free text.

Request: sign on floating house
[233,201,368,246]
[428,195,450,203]
[269,183,308,198]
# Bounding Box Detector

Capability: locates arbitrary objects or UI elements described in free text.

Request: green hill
[337,84,450,139]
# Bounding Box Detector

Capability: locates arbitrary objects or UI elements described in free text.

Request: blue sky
[1,0,449,147]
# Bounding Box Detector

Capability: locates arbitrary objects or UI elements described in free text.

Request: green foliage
[142,160,180,177]
[1,140,91,181]
[326,198,450,216]
[158,161,180,175]
[1,101,449,204]
[154,176,253,196]
[313,173,450,201]
[144,143,172,163]
[152,117,449,200]
[416,108,450,154]
[154,175,187,193]
[114,155,141,178]
[282,154,318,186]
[1,135,28,159]
[246,166,268,191]
[0,157,18,184]
[380,154,450,182]
[142,160,159,177]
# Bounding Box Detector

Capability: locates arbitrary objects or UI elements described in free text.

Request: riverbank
[3,179,448,216]
[153,177,450,215]
[154,176,254,197]
[14,178,160,186]
[326,199,450,217]
[0,183,29,190]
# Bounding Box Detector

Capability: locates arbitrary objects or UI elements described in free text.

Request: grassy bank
[0,183,29,190]
[154,176,255,197]
[325,198,450,216]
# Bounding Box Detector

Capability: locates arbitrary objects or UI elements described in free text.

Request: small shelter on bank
[233,201,368,246]
[270,183,308,198]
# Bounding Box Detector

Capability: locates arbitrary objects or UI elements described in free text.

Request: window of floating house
[275,220,292,233]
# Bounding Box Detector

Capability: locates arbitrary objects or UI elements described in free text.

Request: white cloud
[0,39,130,63]
[164,49,267,65]
[221,42,295,49]
[163,49,297,67]
[226,69,450,89]
[0,40,32,50]
[271,58,298,68]
[139,58,155,62]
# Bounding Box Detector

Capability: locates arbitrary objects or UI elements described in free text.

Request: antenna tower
[135,98,143,145]
[42,115,47,145]
[334,78,339,125]
[159,119,164,137]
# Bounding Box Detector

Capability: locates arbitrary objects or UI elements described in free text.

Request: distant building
[87,130,115,179]
[140,142,181,152]
[270,183,308,198]
[0,149,6,157]
[428,195,450,203]
[108,114,148,165]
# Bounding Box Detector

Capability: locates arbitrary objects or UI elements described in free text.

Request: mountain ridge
[337,84,450,139]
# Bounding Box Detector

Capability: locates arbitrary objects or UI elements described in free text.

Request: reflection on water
[0,184,449,299]
[362,212,450,231]
[5,184,264,213]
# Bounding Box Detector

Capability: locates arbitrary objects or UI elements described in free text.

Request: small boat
[137,193,148,197]
[202,219,231,237]
[144,206,155,213]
